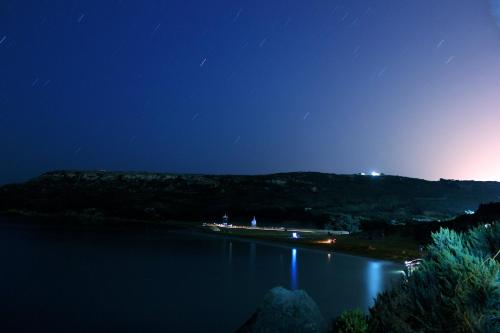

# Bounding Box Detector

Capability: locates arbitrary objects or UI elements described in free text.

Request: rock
[236,286,327,333]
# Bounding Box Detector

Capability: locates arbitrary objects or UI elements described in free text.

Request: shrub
[327,215,361,233]
[369,224,500,333]
[332,309,369,333]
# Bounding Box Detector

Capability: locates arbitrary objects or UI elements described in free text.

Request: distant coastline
[1,170,499,261]
[0,210,418,261]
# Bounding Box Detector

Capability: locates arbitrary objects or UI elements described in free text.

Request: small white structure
[370,171,381,177]
[292,232,299,239]
[251,216,257,227]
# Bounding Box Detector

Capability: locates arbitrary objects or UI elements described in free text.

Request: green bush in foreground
[370,223,499,333]
[332,309,368,333]
[334,223,499,333]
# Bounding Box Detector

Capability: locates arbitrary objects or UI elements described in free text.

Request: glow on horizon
[405,85,500,182]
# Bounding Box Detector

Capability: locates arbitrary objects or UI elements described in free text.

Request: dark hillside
[1,171,499,226]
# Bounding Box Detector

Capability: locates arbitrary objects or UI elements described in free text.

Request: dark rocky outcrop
[237,287,327,333]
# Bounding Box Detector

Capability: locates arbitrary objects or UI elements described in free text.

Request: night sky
[1,1,500,184]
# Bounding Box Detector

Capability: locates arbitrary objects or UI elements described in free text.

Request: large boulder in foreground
[237,286,327,333]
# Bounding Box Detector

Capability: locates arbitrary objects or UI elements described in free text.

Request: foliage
[327,215,361,233]
[332,309,369,333]
[467,223,500,261]
[369,224,500,333]
[2,171,500,226]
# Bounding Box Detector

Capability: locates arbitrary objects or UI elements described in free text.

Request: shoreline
[194,227,419,261]
[185,228,405,263]
[0,210,419,261]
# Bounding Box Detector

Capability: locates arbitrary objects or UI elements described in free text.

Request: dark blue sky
[1,0,500,184]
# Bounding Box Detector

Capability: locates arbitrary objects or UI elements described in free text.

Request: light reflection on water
[286,247,398,311]
[367,261,382,306]
[0,219,404,333]
[291,248,298,289]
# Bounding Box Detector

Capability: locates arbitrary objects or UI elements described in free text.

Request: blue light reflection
[291,248,298,289]
[367,261,382,306]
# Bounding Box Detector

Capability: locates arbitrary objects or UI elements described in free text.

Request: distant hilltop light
[358,171,382,176]
[464,210,475,215]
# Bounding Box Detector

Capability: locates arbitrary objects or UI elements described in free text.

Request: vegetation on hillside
[1,171,500,227]
[333,223,500,333]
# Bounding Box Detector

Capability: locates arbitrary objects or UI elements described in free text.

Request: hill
[1,170,499,227]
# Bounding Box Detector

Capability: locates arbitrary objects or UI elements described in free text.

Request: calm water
[0,217,402,332]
